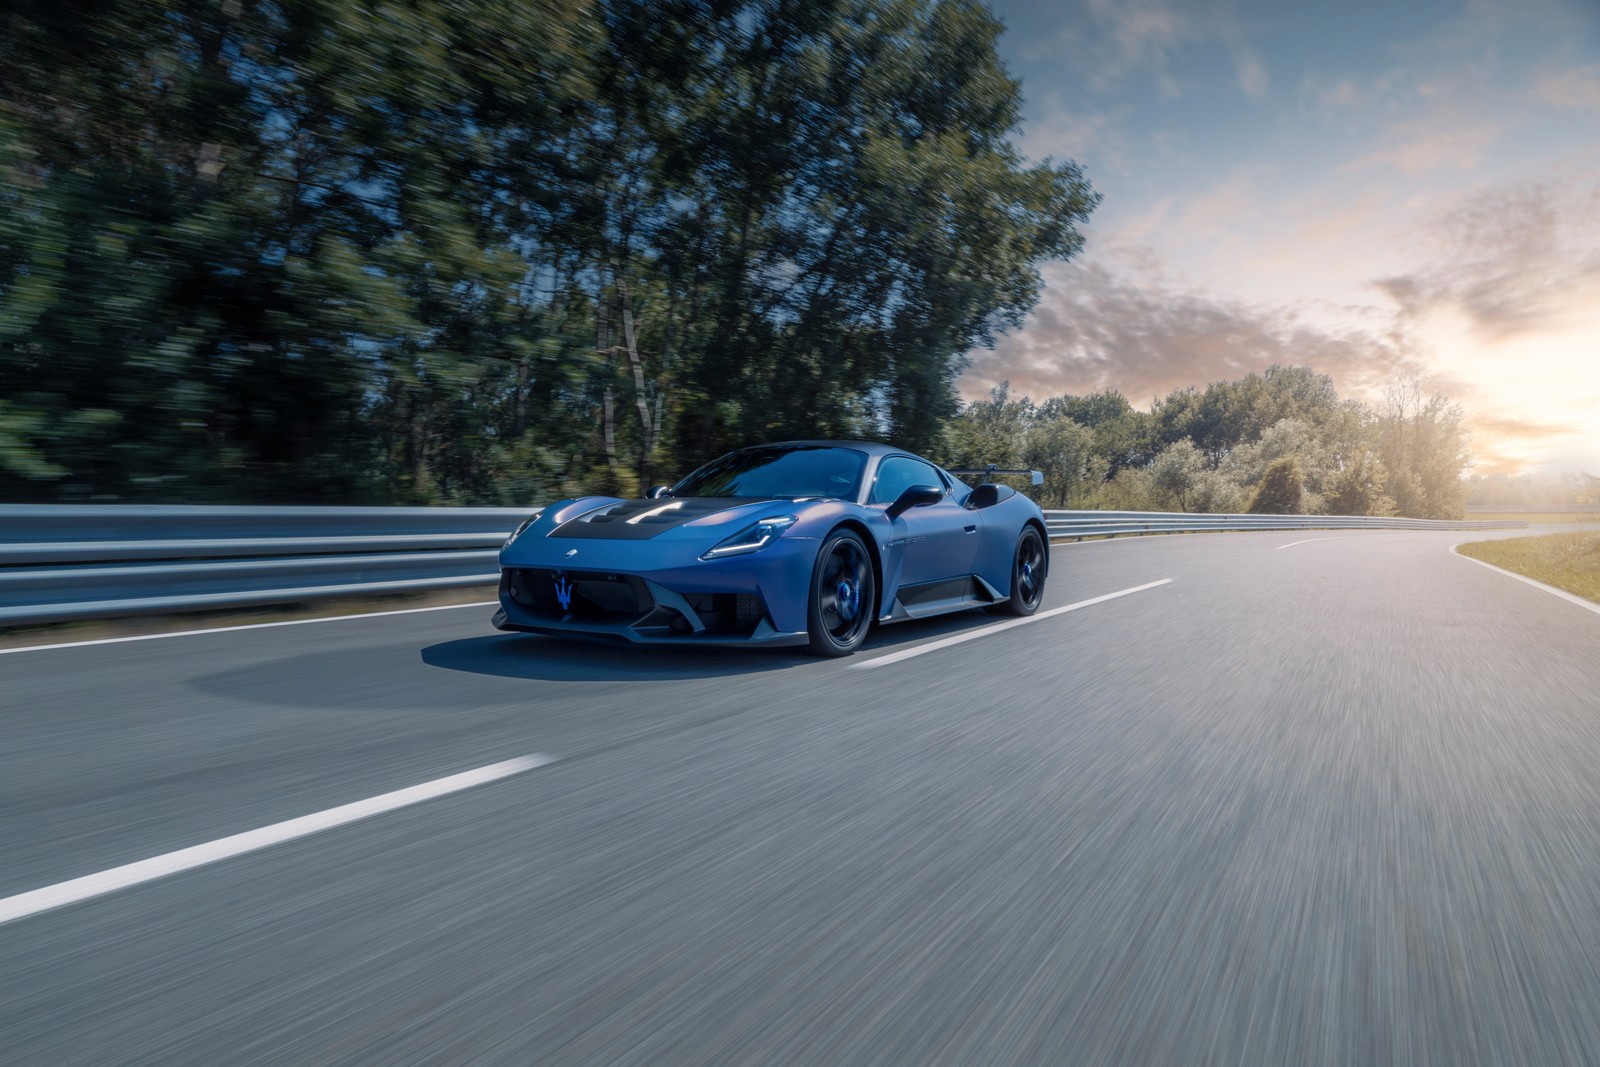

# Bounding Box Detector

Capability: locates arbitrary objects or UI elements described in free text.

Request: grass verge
[1456,532,1600,604]
[1466,512,1600,524]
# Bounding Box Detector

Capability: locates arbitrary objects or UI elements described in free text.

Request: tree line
[0,4,1478,517]
[939,366,1472,519]
[1464,472,1600,511]
[0,0,1096,504]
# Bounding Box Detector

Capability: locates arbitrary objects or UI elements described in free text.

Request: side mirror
[646,485,673,499]
[886,483,944,520]
[1030,470,1044,487]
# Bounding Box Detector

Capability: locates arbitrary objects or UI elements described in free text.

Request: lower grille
[505,568,654,622]
[502,569,770,637]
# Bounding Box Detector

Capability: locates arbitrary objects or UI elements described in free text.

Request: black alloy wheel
[990,526,1046,616]
[807,530,876,657]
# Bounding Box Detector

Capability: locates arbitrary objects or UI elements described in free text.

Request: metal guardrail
[0,504,1528,629]
[1041,510,1528,539]
[0,505,529,628]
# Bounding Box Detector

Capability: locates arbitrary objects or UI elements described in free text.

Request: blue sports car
[494,441,1049,656]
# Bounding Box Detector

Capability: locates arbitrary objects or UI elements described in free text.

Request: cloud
[1533,64,1600,110]
[1366,172,1600,474]
[1316,79,1362,112]
[1232,48,1268,98]
[1013,0,1282,107]
[1016,99,1129,172]
[1463,414,1588,475]
[1470,415,1580,440]
[1376,174,1600,340]
[962,258,1423,405]
[1083,0,1190,96]
[959,258,1589,479]
[1222,30,1269,99]
[959,218,1593,474]
[1021,0,1263,102]
[1166,169,1265,242]
[1299,66,1413,122]
[1348,124,1502,176]
[982,0,1600,473]
[1372,275,1424,313]
[1103,196,1175,247]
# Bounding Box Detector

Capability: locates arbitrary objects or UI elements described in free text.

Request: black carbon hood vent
[548,498,768,540]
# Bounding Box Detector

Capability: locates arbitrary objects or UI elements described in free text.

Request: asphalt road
[3,528,1600,1065]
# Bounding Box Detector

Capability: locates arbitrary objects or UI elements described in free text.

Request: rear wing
[946,465,1044,486]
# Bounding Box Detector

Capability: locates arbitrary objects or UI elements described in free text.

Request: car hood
[545,497,796,541]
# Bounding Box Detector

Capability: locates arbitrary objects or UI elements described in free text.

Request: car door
[869,455,979,590]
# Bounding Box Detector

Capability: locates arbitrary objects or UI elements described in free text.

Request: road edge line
[1449,543,1600,618]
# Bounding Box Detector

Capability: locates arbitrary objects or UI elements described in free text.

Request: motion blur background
[1,0,1595,513]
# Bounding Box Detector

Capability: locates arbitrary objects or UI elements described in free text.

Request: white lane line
[0,600,499,656]
[0,754,555,926]
[1450,543,1600,618]
[1277,536,1345,549]
[852,579,1173,670]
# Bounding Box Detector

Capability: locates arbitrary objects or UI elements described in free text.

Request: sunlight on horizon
[974,0,1600,476]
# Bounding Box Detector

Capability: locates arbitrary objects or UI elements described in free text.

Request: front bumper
[492,539,818,646]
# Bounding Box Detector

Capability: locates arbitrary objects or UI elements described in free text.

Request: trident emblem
[553,572,573,611]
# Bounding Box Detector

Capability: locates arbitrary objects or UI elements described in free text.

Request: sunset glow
[969,0,1600,475]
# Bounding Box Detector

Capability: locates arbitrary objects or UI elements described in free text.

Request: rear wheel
[989,526,1046,616]
[806,530,875,657]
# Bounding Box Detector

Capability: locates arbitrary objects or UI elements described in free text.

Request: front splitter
[492,608,810,648]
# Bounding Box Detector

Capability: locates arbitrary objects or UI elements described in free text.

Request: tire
[989,526,1046,616]
[806,529,876,657]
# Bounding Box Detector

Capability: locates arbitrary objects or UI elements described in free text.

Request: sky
[968,0,1600,475]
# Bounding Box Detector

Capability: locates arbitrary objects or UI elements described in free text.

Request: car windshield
[672,446,866,499]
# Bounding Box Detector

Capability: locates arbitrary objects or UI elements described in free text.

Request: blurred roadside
[1466,511,1600,524]
[0,585,495,651]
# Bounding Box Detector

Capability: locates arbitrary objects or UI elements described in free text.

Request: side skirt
[881,575,1005,623]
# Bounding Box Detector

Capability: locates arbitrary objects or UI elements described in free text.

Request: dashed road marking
[0,754,555,926]
[1277,537,1345,549]
[852,579,1173,669]
[0,600,499,656]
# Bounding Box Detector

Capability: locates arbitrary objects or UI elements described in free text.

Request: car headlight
[503,509,544,548]
[700,515,797,560]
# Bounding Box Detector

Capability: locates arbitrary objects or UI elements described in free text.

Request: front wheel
[989,526,1046,616]
[806,530,876,657]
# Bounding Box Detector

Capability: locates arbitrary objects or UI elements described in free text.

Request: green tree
[1324,450,1397,516]
[2,0,1097,502]
[1097,466,1158,511]
[1039,389,1152,476]
[606,0,1099,464]
[1,0,600,503]
[1149,439,1206,511]
[940,382,1031,471]
[1189,470,1244,514]
[1223,418,1334,512]
[1022,415,1095,508]
[1375,378,1468,519]
[1249,456,1305,514]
